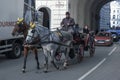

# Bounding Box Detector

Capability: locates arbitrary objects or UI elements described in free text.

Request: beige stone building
[36,0,68,30]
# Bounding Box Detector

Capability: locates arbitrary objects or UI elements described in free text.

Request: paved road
[0,44,119,80]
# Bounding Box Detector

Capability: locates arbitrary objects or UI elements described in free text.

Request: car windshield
[97,33,109,37]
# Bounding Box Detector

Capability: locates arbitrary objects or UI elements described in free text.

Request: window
[113,10,115,13]
[113,15,115,19]
[113,21,115,24]
[117,15,119,19]
[117,21,118,24]
[117,10,119,13]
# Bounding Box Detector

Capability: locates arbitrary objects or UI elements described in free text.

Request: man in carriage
[60,12,75,31]
[60,12,85,59]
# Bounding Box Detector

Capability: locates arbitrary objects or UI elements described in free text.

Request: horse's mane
[35,23,49,30]
[34,23,50,36]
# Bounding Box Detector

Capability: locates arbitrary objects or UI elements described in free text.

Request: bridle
[16,22,28,34]
[27,29,38,39]
[26,27,53,44]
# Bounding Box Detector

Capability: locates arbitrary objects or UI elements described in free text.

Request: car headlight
[113,36,116,38]
[95,39,97,41]
[105,39,110,42]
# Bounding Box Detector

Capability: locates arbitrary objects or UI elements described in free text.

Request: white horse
[25,24,73,72]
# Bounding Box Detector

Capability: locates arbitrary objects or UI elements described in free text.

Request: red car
[95,32,113,46]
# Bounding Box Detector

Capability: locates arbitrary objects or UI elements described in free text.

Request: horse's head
[25,23,40,44]
[12,18,28,36]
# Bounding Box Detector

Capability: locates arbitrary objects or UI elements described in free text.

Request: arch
[38,7,51,29]
[89,0,113,32]
[69,0,114,33]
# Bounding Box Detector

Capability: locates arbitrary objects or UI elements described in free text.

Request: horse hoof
[63,66,68,70]
[66,64,69,66]
[57,67,59,70]
[60,66,67,70]
[22,69,26,73]
[63,63,69,67]
[56,67,59,70]
[43,70,48,73]
[37,66,40,70]
[59,68,62,71]
[58,67,64,71]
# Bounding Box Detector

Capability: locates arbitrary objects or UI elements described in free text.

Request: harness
[26,27,71,47]
[56,28,64,41]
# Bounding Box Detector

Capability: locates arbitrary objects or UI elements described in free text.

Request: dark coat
[61,17,75,27]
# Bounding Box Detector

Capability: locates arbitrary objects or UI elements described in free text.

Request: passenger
[61,12,75,31]
[83,25,90,49]
[83,25,89,34]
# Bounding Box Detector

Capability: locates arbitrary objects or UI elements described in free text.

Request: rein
[27,35,35,39]
[27,27,71,47]
[39,31,70,47]
[40,32,52,40]
[40,41,71,47]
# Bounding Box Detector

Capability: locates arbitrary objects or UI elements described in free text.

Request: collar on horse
[56,28,66,42]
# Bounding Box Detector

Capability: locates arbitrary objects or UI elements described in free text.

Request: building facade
[24,0,35,24]
[36,0,68,30]
[110,1,120,28]
[100,3,110,30]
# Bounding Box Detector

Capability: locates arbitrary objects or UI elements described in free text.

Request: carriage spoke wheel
[89,43,95,57]
[77,45,84,62]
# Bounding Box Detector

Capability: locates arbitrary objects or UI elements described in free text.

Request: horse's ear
[16,21,20,25]
[17,18,24,22]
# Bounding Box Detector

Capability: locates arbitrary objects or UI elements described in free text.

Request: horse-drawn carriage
[69,32,95,64]
[12,20,95,73]
[55,26,95,63]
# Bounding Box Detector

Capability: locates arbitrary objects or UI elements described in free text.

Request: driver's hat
[66,12,70,15]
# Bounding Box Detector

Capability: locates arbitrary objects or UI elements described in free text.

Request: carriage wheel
[55,52,62,61]
[77,45,84,62]
[89,42,95,57]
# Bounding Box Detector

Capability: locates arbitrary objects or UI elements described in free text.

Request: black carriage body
[72,32,84,45]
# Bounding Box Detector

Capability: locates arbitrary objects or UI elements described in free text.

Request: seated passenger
[83,25,90,49]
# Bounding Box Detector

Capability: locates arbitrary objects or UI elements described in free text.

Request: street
[0,43,120,80]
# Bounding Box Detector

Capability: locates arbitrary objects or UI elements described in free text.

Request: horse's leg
[22,47,28,73]
[43,49,49,73]
[50,50,59,70]
[63,47,69,69]
[33,47,40,70]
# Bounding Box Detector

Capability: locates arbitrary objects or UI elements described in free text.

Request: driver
[61,12,75,31]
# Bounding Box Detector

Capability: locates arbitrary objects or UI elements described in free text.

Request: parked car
[107,29,120,39]
[111,32,119,42]
[95,32,113,46]
[106,30,119,42]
